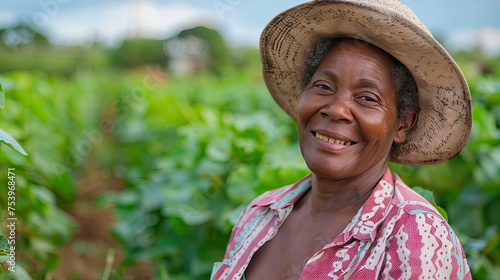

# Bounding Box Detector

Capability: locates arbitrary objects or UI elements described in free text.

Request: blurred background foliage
[0,21,499,280]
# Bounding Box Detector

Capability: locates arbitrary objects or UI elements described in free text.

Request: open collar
[250,168,396,244]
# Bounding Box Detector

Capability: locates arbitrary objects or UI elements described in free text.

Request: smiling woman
[297,39,417,181]
[211,0,472,279]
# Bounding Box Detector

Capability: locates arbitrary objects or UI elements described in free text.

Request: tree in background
[165,26,231,75]
[110,38,166,69]
[0,24,49,48]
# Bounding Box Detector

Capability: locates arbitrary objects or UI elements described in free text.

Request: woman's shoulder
[381,175,470,278]
[390,174,443,218]
[381,174,460,241]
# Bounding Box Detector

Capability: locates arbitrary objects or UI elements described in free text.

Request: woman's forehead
[315,41,397,82]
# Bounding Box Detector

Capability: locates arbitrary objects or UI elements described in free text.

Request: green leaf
[412,186,436,204]
[12,264,34,280]
[436,206,449,222]
[0,264,33,280]
[0,82,4,109]
[412,186,448,221]
[0,235,9,252]
[0,127,28,156]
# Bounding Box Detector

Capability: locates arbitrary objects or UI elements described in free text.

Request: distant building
[164,35,211,75]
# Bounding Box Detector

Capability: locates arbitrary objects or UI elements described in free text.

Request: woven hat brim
[260,0,472,166]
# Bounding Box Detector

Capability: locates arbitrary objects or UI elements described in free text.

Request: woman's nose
[319,93,354,123]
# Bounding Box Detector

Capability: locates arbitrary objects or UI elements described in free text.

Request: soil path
[51,158,154,279]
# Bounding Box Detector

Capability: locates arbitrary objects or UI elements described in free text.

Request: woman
[212,0,472,279]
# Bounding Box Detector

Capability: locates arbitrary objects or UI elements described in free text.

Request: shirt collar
[251,168,396,243]
[252,175,313,209]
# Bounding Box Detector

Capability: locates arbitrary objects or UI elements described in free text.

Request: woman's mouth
[313,132,354,146]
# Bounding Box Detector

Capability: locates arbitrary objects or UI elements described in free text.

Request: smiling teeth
[315,133,351,146]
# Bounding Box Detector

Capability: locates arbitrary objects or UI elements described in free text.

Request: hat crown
[315,0,431,35]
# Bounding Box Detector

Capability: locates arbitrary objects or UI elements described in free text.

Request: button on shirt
[211,168,471,280]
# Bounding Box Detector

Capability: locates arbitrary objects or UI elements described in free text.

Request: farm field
[1,27,500,279]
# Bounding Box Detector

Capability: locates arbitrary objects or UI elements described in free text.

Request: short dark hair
[301,38,419,119]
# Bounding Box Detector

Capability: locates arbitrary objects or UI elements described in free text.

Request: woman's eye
[362,96,377,102]
[314,83,333,91]
[358,94,380,104]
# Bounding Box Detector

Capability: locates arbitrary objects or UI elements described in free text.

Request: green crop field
[1,30,500,279]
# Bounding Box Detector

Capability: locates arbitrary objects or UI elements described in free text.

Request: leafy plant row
[1,50,499,279]
[0,71,118,278]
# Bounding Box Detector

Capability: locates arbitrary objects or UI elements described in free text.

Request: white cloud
[447,27,500,56]
[10,1,500,53]
[39,1,219,46]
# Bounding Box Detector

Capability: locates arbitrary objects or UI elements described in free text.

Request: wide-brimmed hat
[260,0,472,166]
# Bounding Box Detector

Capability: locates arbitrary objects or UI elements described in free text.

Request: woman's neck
[306,163,388,217]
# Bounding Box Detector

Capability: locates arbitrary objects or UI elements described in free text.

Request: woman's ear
[394,108,419,144]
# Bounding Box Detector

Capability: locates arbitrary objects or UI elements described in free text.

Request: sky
[1,0,500,54]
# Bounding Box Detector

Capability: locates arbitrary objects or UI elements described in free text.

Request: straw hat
[260,0,472,166]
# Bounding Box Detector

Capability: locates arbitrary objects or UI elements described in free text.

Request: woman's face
[298,40,409,180]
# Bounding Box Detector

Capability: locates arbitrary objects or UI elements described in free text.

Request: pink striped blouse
[211,168,471,280]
